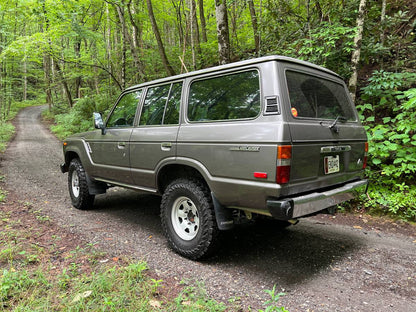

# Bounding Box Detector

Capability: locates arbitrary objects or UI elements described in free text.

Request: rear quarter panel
[177,62,290,209]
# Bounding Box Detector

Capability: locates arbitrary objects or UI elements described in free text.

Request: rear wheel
[68,158,95,210]
[160,178,219,260]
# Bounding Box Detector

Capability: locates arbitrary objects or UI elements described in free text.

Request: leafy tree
[1,0,416,219]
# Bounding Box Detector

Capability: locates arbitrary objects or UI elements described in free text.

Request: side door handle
[117,142,126,149]
[161,142,172,151]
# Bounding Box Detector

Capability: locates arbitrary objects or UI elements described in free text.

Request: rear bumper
[267,179,368,220]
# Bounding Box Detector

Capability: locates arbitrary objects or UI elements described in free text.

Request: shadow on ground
[89,188,363,287]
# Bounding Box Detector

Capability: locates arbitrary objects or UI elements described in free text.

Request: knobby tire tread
[161,178,219,260]
[68,158,94,210]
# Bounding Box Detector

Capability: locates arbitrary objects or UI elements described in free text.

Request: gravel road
[2,106,415,311]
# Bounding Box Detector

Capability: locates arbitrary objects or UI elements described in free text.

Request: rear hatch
[280,66,367,196]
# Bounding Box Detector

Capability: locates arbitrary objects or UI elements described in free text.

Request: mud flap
[85,174,108,195]
[211,193,234,230]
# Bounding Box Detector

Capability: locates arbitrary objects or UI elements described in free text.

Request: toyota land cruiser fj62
[60,55,368,259]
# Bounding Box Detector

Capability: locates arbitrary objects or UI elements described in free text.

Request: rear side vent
[264,96,280,115]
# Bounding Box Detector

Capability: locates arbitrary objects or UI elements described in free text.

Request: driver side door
[86,89,143,185]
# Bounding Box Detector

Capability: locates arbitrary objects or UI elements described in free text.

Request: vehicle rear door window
[286,71,355,121]
[140,82,182,126]
[140,84,171,126]
[164,82,182,125]
[187,70,260,122]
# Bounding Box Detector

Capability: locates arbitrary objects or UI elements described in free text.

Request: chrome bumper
[267,179,368,220]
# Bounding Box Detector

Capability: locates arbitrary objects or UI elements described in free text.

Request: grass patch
[0,202,231,311]
[0,122,15,153]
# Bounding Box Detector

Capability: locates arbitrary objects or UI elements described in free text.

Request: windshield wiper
[329,116,347,133]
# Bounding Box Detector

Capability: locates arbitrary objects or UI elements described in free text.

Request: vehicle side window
[286,71,355,120]
[140,84,171,125]
[187,70,260,122]
[139,82,182,126]
[164,82,182,125]
[106,90,142,128]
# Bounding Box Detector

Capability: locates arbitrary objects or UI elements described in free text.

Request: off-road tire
[68,158,95,210]
[160,178,219,260]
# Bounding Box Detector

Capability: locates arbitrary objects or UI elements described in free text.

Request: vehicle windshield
[286,70,356,121]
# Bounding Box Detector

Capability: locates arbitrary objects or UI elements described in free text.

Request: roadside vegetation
[1,1,416,221]
[1,2,415,219]
[0,3,413,309]
[0,193,231,311]
[0,184,288,311]
[356,74,416,221]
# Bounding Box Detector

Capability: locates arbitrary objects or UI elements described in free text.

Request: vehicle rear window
[286,71,355,121]
[188,70,260,122]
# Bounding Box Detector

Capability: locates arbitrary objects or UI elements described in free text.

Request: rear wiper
[329,116,347,133]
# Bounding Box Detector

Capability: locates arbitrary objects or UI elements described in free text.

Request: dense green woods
[1,0,416,220]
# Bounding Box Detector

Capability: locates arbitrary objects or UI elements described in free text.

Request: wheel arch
[156,160,235,231]
[64,148,107,195]
[157,162,208,194]
[65,151,80,166]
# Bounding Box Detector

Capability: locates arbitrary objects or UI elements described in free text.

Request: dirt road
[2,106,415,311]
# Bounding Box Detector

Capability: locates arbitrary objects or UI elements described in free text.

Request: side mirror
[93,112,106,135]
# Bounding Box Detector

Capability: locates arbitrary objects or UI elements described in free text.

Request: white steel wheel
[71,170,80,198]
[171,196,200,240]
[160,178,219,260]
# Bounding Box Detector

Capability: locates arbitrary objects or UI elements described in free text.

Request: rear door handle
[161,142,172,151]
[117,142,126,149]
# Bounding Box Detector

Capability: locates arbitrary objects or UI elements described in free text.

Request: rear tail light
[276,145,292,184]
[363,142,368,169]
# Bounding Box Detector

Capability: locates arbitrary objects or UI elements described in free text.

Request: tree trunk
[172,0,185,48]
[380,0,386,46]
[41,1,53,109]
[146,0,176,76]
[23,57,27,101]
[74,40,82,99]
[248,0,259,55]
[215,0,231,65]
[348,0,367,103]
[114,0,145,83]
[53,58,73,107]
[188,0,201,69]
[127,0,145,80]
[43,54,53,109]
[198,0,207,42]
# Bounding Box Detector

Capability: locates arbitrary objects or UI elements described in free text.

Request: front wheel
[160,178,219,260]
[68,158,95,210]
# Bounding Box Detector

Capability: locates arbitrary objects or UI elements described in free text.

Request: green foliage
[0,188,6,202]
[259,285,289,312]
[359,182,416,221]
[293,22,356,77]
[0,269,39,302]
[357,70,416,220]
[0,207,233,311]
[175,280,227,311]
[0,122,15,153]
[361,6,416,70]
[49,95,114,140]
[1,0,416,225]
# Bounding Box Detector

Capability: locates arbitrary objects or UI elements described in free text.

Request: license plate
[324,155,340,174]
